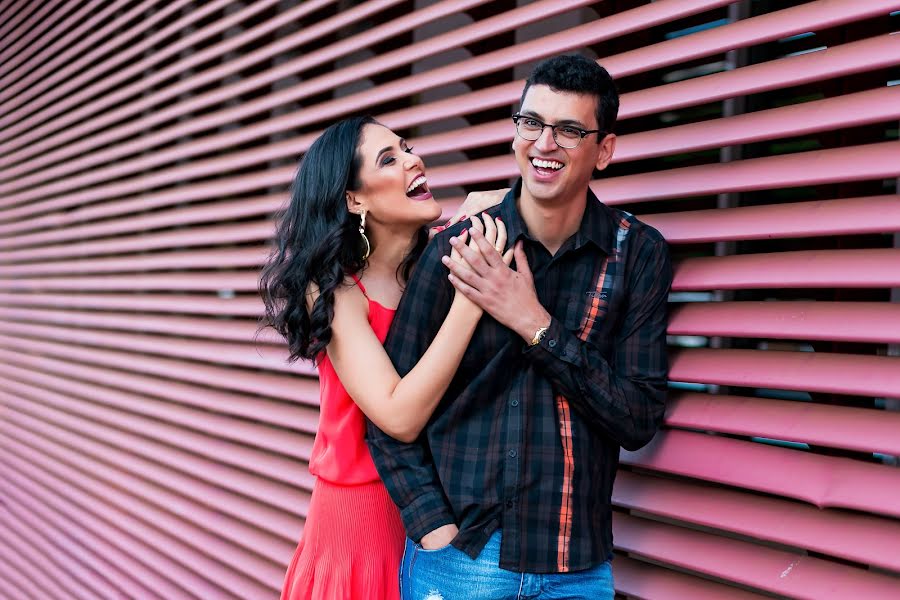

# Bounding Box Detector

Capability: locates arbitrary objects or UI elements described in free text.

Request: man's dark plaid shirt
[367,180,673,574]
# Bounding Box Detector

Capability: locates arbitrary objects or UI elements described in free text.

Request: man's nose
[534,126,558,152]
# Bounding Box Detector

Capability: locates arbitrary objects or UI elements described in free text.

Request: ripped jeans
[399,531,614,600]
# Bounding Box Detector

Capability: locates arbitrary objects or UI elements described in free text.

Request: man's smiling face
[513,84,614,206]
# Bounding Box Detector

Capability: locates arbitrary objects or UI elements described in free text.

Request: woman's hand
[445,213,513,314]
[430,188,510,239]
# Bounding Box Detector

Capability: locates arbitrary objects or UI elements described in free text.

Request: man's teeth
[407,175,427,194]
[532,158,564,170]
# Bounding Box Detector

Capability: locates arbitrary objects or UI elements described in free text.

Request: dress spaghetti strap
[348,273,369,299]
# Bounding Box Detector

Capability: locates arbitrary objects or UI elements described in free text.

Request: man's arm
[445,230,672,451]
[524,236,672,450]
[365,232,457,542]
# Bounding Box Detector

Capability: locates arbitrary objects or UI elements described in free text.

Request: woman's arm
[324,215,511,443]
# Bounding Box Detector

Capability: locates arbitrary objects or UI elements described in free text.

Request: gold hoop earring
[359,211,370,260]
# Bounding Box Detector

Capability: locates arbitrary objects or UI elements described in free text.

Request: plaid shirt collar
[499,178,616,256]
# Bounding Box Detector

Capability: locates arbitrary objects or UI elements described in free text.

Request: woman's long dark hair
[259,116,427,362]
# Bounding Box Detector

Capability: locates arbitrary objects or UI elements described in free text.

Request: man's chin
[523,178,564,202]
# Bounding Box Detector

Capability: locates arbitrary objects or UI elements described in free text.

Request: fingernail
[441,256,450,264]
[496,217,502,222]
[449,237,458,245]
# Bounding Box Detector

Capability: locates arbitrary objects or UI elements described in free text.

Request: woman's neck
[357,226,419,308]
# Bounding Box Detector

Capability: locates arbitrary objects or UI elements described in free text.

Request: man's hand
[419,523,459,550]
[442,228,551,342]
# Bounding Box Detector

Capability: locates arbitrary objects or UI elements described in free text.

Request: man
[368,54,672,599]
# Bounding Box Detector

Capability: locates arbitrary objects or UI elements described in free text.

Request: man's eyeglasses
[512,114,604,149]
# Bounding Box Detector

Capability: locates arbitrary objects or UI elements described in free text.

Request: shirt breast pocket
[563,291,617,354]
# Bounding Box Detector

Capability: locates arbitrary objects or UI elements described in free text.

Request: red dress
[281,276,405,600]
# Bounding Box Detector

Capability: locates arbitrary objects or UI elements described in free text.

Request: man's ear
[594,133,617,172]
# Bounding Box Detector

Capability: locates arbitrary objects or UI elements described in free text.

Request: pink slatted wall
[0,1,898,598]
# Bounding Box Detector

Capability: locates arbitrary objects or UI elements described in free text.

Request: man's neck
[517,190,587,256]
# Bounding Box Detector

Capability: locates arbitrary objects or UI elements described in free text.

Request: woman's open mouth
[406,174,432,200]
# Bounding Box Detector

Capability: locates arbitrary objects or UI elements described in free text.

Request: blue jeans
[399,531,614,600]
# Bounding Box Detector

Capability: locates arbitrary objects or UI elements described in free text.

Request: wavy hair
[259,116,427,362]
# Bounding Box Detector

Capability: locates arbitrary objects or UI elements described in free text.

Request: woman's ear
[346,191,364,215]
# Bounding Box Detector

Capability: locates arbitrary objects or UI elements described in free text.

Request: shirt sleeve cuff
[522,317,581,368]
[400,493,456,543]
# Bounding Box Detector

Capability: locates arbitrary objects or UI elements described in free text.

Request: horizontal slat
[613,555,769,600]
[0,0,337,143]
[666,391,900,456]
[1,375,306,485]
[0,291,263,316]
[0,554,48,600]
[0,332,312,404]
[0,0,40,54]
[0,0,68,68]
[2,391,309,514]
[0,306,275,344]
[0,470,180,600]
[0,0,735,215]
[614,470,900,573]
[0,422,290,587]
[0,168,293,226]
[622,429,900,518]
[671,347,900,398]
[644,195,900,243]
[2,395,304,540]
[613,512,900,599]
[598,141,900,204]
[623,33,900,119]
[0,356,309,457]
[0,195,278,251]
[429,140,900,196]
[0,0,584,185]
[6,2,889,214]
[0,220,272,262]
[0,345,313,430]
[0,498,126,599]
[0,0,267,113]
[10,240,897,288]
[673,248,900,290]
[668,300,900,343]
[0,0,486,173]
[0,270,260,291]
[0,528,69,599]
[0,246,268,274]
[416,85,900,164]
[0,0,132,97]
[618,86,900,162]
[0,318,304,374]
[0,444,258,599]
[11,76,897,216]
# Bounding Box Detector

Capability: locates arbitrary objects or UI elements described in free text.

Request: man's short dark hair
[520,54,619,135]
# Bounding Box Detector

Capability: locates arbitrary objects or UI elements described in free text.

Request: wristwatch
[529,325,549,347]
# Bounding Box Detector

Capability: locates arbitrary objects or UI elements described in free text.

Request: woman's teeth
[406,175,428,196]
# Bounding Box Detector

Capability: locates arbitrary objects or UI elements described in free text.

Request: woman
[259,115,510,599]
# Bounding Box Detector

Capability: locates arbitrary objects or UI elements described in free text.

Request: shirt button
[510,399,519,407]
[548,339,557,348]
[508,449,517,458]
[506,500,514,508]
